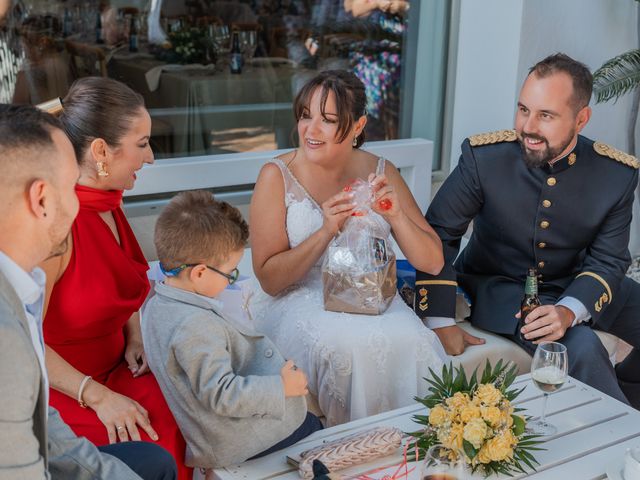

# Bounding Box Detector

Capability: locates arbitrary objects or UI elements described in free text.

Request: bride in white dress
[249,70,448,427]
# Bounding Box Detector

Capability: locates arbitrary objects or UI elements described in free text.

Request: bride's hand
[321,190,356,236]
[369,173,401,219]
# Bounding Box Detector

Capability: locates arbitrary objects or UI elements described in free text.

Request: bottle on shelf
[95,11,104,44]
[229,31,242,74]
[518,267,542,341]
[63,8,73,37]
[129,16,139,52]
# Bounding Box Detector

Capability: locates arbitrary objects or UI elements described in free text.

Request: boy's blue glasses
[160,263,240,285]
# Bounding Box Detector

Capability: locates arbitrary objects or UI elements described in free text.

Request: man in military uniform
[416,53,640,407]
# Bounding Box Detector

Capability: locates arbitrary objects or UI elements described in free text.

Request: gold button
[568,153,576,165]
[538,242,546,248]
[542,199,552,208]
[540,220,550,229]
[538,261,545,269]
[547,177,557,186]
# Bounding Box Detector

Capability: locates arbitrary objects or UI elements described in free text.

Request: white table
[212,374,640,479]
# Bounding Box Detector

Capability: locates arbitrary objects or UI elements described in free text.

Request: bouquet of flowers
[409,360,543,477]
[154,26,208,64]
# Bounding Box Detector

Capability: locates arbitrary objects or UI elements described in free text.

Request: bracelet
[77,375,92,408]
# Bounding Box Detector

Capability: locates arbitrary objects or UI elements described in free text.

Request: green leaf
[594,49,640,103]
[463,439,478,459]
[512,415,526,437]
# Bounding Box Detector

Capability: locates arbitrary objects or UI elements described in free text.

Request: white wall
[449,0,640,255]
[447,0,524,166]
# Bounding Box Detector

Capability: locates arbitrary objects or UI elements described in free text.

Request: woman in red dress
[41,77,191,479]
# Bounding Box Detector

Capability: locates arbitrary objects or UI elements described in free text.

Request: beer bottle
[519,267,541,341]
[230,31,242,74]
[129,16,139,52]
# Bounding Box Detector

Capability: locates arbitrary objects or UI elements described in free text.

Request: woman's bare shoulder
[350,148,380,171]
[256,161,284,186]
[275,149,297,165]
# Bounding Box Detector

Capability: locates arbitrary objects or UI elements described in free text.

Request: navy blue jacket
[415,131,639,334]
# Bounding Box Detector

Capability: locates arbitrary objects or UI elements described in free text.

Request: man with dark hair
[0,104,177,479]
[415,53,640,408]
[529,52,593,111]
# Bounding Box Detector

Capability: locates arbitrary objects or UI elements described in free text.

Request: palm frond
[593,49,640,103]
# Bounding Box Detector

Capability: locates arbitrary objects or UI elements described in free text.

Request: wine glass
[419,445,465,480]
[238,30,257,62]
[529,341,568,436]
[212,25,230,54]
[211,24,230,69]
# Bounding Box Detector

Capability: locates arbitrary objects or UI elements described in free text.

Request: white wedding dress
[249,158,448,427]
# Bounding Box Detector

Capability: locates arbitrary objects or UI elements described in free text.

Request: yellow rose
[446,392,471,412]
[504,411,517,428]
[429,404,448,426]
[460,404,481,423]
[481,406,502,427]
[477,445,492,464]
[439,422,464,450]
[475,384,503,406]
[483,431,516,462]
[463,417,488,449]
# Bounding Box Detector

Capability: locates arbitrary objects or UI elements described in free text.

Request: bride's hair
[293,70,367,148]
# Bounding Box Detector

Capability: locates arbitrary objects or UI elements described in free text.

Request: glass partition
[1,0,446,161]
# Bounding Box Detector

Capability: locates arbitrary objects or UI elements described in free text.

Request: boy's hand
[281,360,309,397]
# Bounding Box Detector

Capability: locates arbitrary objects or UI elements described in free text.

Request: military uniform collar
[541,136,583,174]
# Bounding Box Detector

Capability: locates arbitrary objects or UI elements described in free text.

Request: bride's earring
[97,161,109,177]
[352,135,358,147]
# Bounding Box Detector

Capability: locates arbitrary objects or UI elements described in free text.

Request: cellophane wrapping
[322,179,396,315]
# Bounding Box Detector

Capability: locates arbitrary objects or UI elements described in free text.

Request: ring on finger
[116,425,125,432]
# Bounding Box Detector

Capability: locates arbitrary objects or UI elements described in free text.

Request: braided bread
[298,426,403,479]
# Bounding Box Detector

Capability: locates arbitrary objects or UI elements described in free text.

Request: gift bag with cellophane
[322,178,396,315]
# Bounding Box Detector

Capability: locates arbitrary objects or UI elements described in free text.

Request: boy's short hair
[155,190,249,270]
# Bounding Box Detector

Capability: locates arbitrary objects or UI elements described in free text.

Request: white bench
[130,139,620,421]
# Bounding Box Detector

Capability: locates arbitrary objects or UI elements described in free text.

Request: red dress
[44,185,192,479]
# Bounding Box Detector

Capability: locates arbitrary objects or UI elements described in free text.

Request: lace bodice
[271,157,390,268]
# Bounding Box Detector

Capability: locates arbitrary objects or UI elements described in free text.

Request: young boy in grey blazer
[141,191,322,469]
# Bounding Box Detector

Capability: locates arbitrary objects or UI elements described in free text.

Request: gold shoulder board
[468,129,517,147]
[593,141,639,169]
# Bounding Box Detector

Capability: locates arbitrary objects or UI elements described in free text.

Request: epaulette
[468,129,517,147]
[593,141,639,169]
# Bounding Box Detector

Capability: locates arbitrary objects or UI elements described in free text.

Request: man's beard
[517,130,575,168]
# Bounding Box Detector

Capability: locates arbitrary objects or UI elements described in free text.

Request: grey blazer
[0,269,141,480]
[141,282,307,468]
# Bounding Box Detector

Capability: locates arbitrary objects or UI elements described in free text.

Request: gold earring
[352,136,358,147]
[97,161,109,178]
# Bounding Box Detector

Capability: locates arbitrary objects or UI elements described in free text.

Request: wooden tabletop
[212,374,640,479]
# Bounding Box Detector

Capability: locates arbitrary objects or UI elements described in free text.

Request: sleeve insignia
[417,288,429,311]
[595,292,609,313]
[469,129,517,147]
[593,141,639,169]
